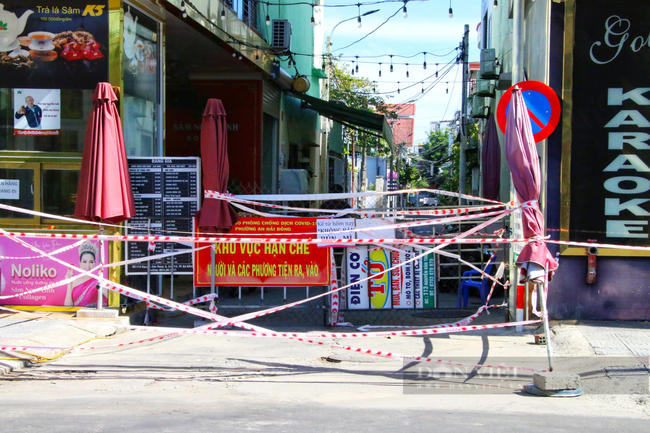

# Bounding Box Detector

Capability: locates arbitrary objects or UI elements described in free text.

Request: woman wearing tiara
[64,241,107,307]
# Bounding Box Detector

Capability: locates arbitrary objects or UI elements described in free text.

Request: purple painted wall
[549,256,650,320]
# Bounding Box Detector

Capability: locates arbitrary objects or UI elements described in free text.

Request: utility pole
[458,24,469,205]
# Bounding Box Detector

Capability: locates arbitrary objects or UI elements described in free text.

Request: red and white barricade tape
[328,248,340,326]
[357,304,499,331]
[205,189,505,216]
[146,294,218,313]
[231,187,505,205]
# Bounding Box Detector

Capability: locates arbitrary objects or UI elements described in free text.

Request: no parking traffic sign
[496,81,561,143]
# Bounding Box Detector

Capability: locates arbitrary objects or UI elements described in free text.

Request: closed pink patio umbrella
[505,87,558,370]
[505,88,558,283]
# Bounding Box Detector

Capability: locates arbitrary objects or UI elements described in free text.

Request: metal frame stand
[539,271,554,371]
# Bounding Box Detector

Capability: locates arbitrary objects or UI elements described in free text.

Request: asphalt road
[1,324,649,432]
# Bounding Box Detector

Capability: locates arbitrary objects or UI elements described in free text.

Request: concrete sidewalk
[0,311,128,375]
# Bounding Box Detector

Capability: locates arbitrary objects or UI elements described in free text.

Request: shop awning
[289,92,394,147]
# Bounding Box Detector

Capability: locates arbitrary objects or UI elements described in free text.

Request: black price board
[126,157,200,274]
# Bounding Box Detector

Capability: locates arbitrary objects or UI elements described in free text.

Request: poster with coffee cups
[0,1,108,89]
[13,88,60,135]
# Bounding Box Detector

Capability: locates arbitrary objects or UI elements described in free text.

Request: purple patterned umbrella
[505,88,558,283]
[481,114,501,201]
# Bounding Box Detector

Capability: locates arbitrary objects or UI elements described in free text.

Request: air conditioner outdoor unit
[271,19,292,52]
[476,80,496,97]
[471,96,490,119]
[480,48,498,79]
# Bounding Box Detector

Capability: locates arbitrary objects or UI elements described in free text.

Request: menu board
[126,157,200,274]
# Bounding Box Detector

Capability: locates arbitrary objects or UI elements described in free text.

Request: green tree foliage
[329,60,394,158]
[419,119,480,205]
[399,160,428,189]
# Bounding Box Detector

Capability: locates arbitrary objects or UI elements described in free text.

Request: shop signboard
[391,247,414,308]
[193,217,330,287]
[126,157,200,275]
[368,247,391,309]
[13,88,60,135]
[570,0,650,246]
[413,249,422,308]
[0,237,109,307]
[0,1,109,89]
[420,251,436,309]
[346,245,369,309]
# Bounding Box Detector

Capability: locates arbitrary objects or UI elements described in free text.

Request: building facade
[478,0,650,320]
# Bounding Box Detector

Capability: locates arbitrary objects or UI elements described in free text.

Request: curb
[0,316,131,376]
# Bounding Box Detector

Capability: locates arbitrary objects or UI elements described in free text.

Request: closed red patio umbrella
[505,87,558,283]
[505,87,559,371]
[195,99,239,234]
[481,114,501,201]
[74,83,135,224]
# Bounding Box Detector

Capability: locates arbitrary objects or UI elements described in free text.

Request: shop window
[123,3,162,157]
[0,164,38,222]
[41,166,79,220]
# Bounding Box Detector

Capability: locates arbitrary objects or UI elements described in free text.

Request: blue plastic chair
[457,263,494,307]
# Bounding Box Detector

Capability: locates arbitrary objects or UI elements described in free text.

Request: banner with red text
[193,217,330,286]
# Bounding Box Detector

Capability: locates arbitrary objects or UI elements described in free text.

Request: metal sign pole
[170,254,175,300]
[145,218,151,325]
[210,244,216,295]
[97,226,104,310]
[540,266,554,371]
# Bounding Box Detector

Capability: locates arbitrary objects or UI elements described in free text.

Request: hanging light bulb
[449,1,454,18]
[357,3,363,28]
[221,9,226,20]
[403,2,408,18]
[421,84,424,94]
[397,82,401,94]
[311,11,316,27]
[181,1,185,11]
[351,61,355,75]
[493,0,498,9]
[355,56,359,72]
[423,52,427,69]
[266,15,271,25]
[435,63,439,78]
[446,83,449,94]
[378,63,382,77]
[406,63,409,78]
[390,55,393,73]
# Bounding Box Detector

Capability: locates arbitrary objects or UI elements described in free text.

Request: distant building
[388,104,415,148]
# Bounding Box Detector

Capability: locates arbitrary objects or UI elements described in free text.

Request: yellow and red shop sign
[194,217,330,287]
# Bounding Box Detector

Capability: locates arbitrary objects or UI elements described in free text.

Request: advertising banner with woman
[0,237,110,307]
